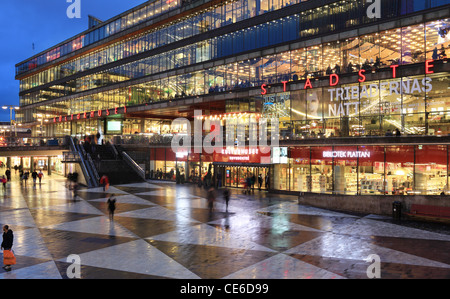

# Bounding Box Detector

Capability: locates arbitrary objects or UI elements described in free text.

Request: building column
[6,157,11,170]
[47,157,52,176]
[30,157,35,172]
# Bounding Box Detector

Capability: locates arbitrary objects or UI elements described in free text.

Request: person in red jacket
[100,175,109,191]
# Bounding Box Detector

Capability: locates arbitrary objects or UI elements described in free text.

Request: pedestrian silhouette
[107,195,116,221]
[223,187,230,212]
[207,187,216,213]
[2,225,15,271]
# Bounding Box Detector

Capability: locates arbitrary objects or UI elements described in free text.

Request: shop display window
[358,146,385,195]
[310,146,333,193]
[415,145,448,195]
[290,147,310,192]
[385,145,414,195]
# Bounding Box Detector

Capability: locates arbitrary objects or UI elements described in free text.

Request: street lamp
[2,105,19,138]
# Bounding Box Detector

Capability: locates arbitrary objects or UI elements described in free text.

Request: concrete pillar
[47,157,52,176]
[6,157,11,170]
[30,157,34,172]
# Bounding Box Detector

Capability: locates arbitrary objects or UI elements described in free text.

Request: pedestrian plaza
[0,173,450,279]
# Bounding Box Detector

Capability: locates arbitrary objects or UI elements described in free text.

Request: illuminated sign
[323,151,371,158]
[327,77,433,117]
[272,147,288,164]
[52,106,127,123]
[260,60,435,94]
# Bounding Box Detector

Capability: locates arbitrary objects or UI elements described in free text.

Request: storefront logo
[52,106,127,123]
[323,151,371,158]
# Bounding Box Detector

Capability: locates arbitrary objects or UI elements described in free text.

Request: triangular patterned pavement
[1,174,450,279]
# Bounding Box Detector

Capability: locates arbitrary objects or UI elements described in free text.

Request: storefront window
[415,145,447,195]
[274,164,289,190]
[332,146,357,195]
[386,145,414,195]
[290,146,310,192]
[310,146,332,193]
[359,145,385,195]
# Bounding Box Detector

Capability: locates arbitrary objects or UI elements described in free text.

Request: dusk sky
[0,0,148,122]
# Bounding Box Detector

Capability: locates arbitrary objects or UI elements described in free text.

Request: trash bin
[392,201,402,219]
[298,192,304,204]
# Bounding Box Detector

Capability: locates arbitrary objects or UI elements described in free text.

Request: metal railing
[121,151,146,180]
[67,136,99,188]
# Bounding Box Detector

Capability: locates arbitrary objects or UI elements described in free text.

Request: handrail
[122,151,146,180]
[86,153,100,184]
[67,136,95,188]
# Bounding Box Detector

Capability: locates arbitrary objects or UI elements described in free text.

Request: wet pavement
[0,173,450,279]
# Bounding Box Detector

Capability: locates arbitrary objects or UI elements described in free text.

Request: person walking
[5,169,10,182]
[38,170,44,185]
[31,170,38,185]
[223,187,230,212]
[107,195,116,221]
[100,175,109,192]
[1,176,6,190]
[258,174,263,191]
[207,187,216,213]
[1,225,15,271]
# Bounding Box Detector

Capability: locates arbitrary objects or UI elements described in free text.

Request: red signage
[213,147,271,164]
[261,60,435,95]
[53,106,127,123]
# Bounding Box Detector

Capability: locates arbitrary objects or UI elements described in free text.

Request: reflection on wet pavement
[0,174,449,279]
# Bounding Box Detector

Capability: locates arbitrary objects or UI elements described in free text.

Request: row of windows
[16,0,181,76]
[275,145,450,195]
[19,0,446,91]
[18,0,312,91]
[20,18,450,109]
[17,67,450,134]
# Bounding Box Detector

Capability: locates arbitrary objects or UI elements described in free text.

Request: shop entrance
[215,164,270,190]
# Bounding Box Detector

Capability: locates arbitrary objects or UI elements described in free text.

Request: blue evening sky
[0,0,148,122]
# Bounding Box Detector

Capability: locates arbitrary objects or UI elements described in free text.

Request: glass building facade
[15,0,450,195]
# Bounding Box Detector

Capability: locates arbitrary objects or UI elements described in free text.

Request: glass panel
[402,24,425,64]
[359,145,385,194]
[426,18,450,61]
[290,146,310,192]
[380,28,401,66]
[310,146,333,193]
[386,145,414,195]
[416,145,447,195]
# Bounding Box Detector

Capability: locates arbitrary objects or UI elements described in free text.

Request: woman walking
[1,225,15,271]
